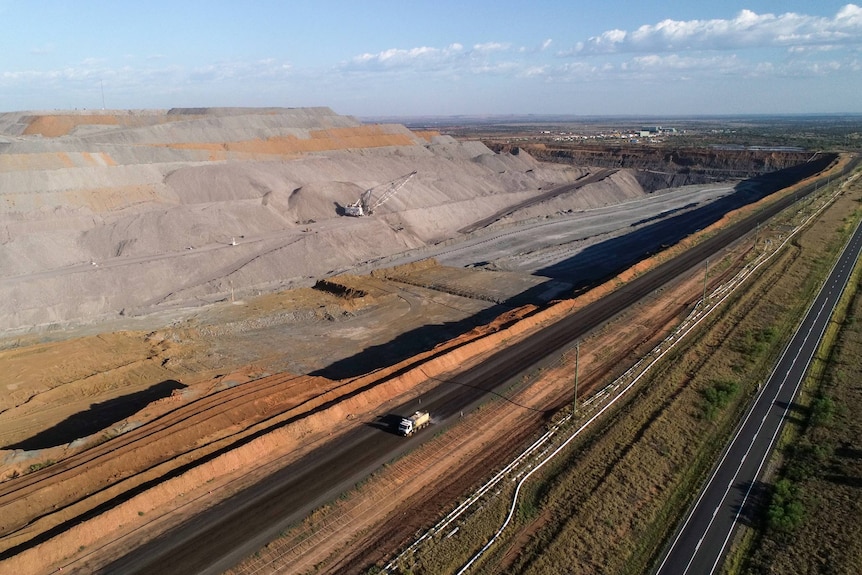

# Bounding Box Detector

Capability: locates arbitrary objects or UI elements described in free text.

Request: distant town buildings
[533,125,681,144]
[639,126,677,137]
[497,125,685,146]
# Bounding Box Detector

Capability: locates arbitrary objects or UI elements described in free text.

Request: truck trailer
[398,411,430,436]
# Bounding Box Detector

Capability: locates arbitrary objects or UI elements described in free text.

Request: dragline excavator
[344,171,416,217]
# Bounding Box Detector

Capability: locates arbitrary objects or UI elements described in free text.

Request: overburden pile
[0,108,598,332]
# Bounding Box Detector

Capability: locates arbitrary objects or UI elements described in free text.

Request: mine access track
[457,168,618,234]
[13,154,854,574]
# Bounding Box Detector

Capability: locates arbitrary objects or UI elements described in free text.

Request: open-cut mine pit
[0,108,842,574]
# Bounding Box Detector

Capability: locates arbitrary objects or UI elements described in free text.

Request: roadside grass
[405,491,510,574]
[265,169,858,575]
[728,208,862,574]
[500,280,788,575]
[700,379,741,421]
[441,180,862,574]
[375,175,861,575]
[25,459,56,474]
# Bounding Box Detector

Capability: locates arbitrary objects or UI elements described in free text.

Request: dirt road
[458,168,618,233]
[96,156,849,575]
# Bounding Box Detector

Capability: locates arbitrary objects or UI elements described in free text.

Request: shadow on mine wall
[536,154,836,289]
[8,156,832,449]
[5,379,186,451]
[312,154,835,381]
[0,157,839,560]
[311,305,519,380]
[312,277,574,381]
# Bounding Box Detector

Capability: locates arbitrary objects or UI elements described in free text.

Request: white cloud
[524,65,549,77]
[473,41,509,53]
[343,41,531,75]
[30,43,54,55]
[541,38,553,51]
[534,47,862,85]
[564,4,862,55]
[0,58,294,96]
[346,43,465,71]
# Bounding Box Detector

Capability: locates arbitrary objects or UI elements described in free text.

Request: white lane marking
[669,218,862,575]
[706,218,862,575]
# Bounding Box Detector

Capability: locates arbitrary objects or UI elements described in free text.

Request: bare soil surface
[0,108,590,333]
[0,108,841,574]
[264,262,720,575]
[251,158,853,575]
[488,142,814,193]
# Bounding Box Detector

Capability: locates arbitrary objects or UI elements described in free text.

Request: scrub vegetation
[385,169,861,575]
[734,207,862,574]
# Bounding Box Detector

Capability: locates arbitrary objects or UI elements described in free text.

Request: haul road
[102,155,852,575]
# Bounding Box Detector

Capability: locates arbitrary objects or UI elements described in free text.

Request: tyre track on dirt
[4,156,846,572]
[94,156,847,575]
[458,169,618,234]
[0,371,312,545]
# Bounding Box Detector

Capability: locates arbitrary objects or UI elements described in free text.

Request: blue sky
[1,1,860,116]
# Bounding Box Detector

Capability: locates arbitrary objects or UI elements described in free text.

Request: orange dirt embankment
[5,155,847,573]
[0,292,546,574]
[157,125,419,158]
[0,371,332,538]
[22,114,196,138]
[24,114,120,137]
[0,151,117,173]
[412,130,441,142]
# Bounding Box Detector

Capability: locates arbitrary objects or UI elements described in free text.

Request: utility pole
[702,258,709,307]
[100,80,106,110]
[573,341,580,416]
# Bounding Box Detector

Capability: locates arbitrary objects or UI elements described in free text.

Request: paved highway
[99,158,849,575]
[655,215,862,575]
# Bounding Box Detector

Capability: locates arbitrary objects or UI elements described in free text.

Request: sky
[1,1,860,117]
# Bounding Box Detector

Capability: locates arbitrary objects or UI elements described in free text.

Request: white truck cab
[397,418,415,436]
[397,410,430,436]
